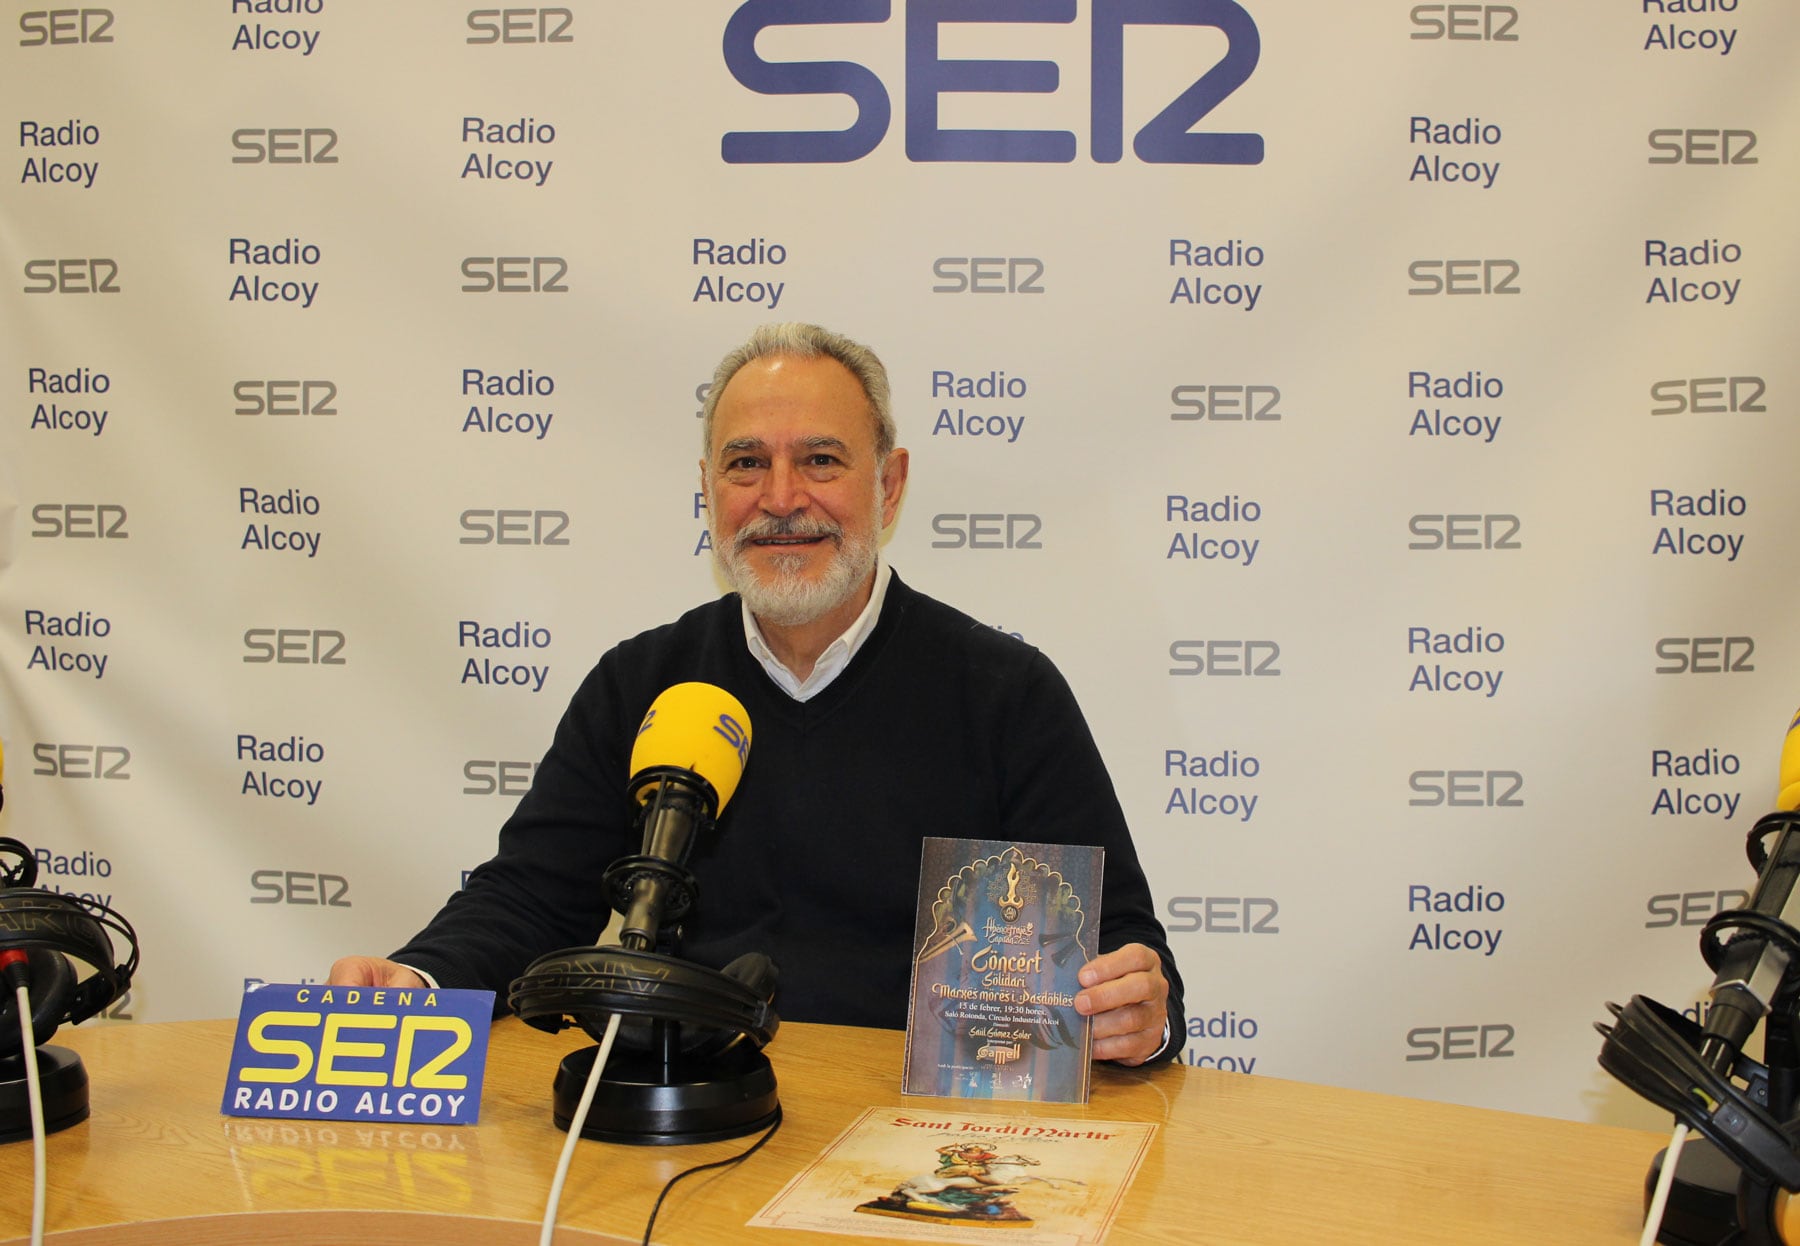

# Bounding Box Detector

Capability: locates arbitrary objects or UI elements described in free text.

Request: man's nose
[759,461,810,515]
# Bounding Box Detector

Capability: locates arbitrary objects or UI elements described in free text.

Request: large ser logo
[721,0,1262,164]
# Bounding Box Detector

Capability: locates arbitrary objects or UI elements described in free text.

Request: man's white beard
[710,492,882,627]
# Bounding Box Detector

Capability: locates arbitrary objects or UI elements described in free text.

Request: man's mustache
[732,514,843,553]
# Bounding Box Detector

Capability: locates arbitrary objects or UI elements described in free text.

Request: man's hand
[1074,943,1169,1066]
[328,956,428,989]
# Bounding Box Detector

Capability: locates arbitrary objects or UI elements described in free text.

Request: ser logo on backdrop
[18,9,114,46]
[460,257,568,293]
[22,259,119,294]
[458,509,570,545]
[1646,889,1746,929]
[243,629,346,665]
[1408,513,1520,550]
[1165,896,1279,934]
[1651,376,1765,416]
[719,0,1262,164]
[465,8,573,43]
[1654,636,1754,675]
[930,513,1041,550]
[231,128,338,164]
[31,502,127,539]
[932,258,1042,295]
[463,760,537,795]
[235,380,337,416]
[1408,5,1517,42]
[1408,770,1524,808]
[1648,128,1756,165]
[1405,1024,1515,1061]
[32,743,130,780]
[1168,640,1281,677]
[1407,259,1520,296]
[1171,383,1281,425]
[250,870,351,906]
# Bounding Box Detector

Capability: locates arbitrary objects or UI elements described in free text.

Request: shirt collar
[741,558,892,702]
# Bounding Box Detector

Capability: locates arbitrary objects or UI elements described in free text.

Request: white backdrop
[3,1,1797,1129]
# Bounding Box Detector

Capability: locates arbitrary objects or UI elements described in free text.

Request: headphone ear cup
[680,952,779,1060]
[721,951,778,999]
[587,951,780,1060]
[0,950,77,1060]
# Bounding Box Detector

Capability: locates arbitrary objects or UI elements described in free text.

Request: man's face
[703,353,907,628]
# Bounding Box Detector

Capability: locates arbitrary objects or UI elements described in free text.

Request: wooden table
[0,1017,1668,1244]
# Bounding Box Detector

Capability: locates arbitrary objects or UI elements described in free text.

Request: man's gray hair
[701,322,896,461]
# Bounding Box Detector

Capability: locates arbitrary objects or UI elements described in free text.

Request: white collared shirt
[741,558,892,701]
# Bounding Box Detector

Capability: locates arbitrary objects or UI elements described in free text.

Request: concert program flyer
[749,1106,1155,1245]
[902,839,1102,1103]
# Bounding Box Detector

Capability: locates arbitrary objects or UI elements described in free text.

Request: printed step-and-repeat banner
[3,2,1796,1128]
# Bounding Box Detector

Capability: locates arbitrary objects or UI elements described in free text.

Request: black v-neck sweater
[396,574,1183,1045]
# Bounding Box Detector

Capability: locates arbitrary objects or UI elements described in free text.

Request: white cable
[1639,1121,1688,1246]
[15,983,47,1246]
[538,1011,622,1246]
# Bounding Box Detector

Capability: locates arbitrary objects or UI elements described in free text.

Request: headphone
[0,838,139,1061]
[510,945,778,1060]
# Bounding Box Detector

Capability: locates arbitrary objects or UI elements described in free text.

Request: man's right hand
[328,956,428,989]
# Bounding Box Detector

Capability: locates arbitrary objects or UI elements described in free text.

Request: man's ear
[879,448,910,528]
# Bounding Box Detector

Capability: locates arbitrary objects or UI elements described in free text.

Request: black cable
[0,838,38,889]
[639,1105,783,1246]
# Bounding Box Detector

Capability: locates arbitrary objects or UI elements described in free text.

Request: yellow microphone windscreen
[1778,706,1800,813]
[628,683,752,812]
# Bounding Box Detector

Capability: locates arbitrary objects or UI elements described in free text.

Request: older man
[333,323,1183,1066]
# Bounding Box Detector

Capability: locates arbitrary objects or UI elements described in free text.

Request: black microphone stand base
[552,1041,778,1146]
[0,1045,89,1144]
[1645,1137,1745,1246]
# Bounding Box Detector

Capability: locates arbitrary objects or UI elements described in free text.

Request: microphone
[614,683,752,950]
[1695,708,1800,1072]
[509,682,779,1146]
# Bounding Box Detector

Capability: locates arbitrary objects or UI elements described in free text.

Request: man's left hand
[1074,943,1169,1066]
